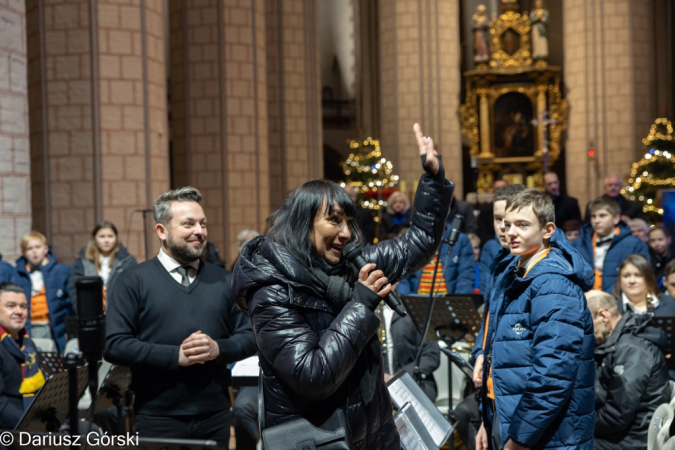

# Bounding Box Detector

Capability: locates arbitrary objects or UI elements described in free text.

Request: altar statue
[530,0,549,59]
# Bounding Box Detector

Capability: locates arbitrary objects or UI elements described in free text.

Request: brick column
[26,0,169,263]
[379,0,462,197]
[266,0,322,209]
[0,0,31,263]
[170,1,269,266]
[564,0,656,208]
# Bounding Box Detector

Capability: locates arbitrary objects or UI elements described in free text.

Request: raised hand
[413,123,440,176]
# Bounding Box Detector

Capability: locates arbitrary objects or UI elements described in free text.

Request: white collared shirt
[621,292,659,315]
[517,247,549,275]
[157,249,200,285]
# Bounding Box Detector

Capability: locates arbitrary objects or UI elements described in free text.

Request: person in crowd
[476,185,526,295]
[15,231,71,354]
[343,185,376,245]
[476,179,508,245]
[660,260,675,303]
[468,233,481,292]
[231,228,261,450]
[0,282,46,429]
[68,221,137,312]
[0,254,20,285]
[396,227,475,296]
[232,123,453,449]
[449,198,477,235]
[628,218,650,243]
[562,219,582,242]
[384,306,440,401]
[459,184,525,450]
[648,226,673,285]
[543,172,582,228]
[379,190,411,241]
[104,187,256,446]
[613,253,675,316]
[202,242,226,268]
[585,175,645,222]
[476,189,595,450]
[573,198,650,293]
[587,290,670,450]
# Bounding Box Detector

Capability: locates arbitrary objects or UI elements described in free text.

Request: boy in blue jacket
[15,231,72,353]
[572,197,649,293]
[477,189,595,450]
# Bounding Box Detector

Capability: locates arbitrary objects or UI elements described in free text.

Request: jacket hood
[76,243,132,260]
[232,235,326,314]
[579,219,632,244]
[597,311,669,354]
[501,228,595,291]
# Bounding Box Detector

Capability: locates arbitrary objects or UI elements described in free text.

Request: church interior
[1,0,674,266]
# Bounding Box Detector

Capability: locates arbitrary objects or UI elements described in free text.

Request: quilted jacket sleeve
[251,285,380,400]
[507,277,588,447]
[362,172,454,284]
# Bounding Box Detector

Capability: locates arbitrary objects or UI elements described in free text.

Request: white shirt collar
[517,247,549,273]
[157,248,200,274]
[621,292,659,314]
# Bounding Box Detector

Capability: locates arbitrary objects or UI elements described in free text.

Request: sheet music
[394,403,437,450]
[231,355,259,377]
[388,372,453,447]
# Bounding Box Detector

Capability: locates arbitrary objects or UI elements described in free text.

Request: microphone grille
[342,242,360,262]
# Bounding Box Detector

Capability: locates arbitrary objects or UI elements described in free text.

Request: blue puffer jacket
[15,251,73,353]
[482,229,596,449]
[397,231,475,295]
[0,253,21,285]
[572,221,650,293]
[478,237,502,294]
[472,243,513,362]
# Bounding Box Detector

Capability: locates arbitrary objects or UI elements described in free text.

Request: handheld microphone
[442,214,464,247]
[343,242,407,317]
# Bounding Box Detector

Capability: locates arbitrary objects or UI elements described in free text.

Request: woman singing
[232,124,453,449]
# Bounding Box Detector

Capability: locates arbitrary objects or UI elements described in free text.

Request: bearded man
[105,187,255,446]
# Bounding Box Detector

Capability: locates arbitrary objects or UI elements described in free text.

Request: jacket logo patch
[453,255,459,264]
[56,289,63,297]
[614,364,625,375]
[512,323,526,335]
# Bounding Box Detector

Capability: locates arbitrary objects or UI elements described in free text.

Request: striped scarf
[0,326,46,409]
[417,253,448,295]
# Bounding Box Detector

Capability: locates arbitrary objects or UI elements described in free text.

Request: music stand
[400,294,482,345]
[15,365,89,432]
[37,352,65,379]
[652,316,675,369]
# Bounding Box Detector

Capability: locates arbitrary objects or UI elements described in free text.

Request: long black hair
[267,179,363,268]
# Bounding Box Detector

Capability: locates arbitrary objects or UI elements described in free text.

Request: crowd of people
[0,128,674,449]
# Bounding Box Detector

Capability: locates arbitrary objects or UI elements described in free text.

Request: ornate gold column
[478,88,494,158]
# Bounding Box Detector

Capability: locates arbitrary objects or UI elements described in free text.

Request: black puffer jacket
[594,312,671,449]
[232,172,453,450]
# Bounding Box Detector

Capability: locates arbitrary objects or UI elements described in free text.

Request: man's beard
[167,233,205,262]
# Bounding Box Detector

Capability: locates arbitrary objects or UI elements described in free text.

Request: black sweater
[104,258,255,416]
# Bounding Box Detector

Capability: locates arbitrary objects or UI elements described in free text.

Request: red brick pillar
[379,0,462,197]
[0,0,31,262]
[169,1,270,266]
[26,0,169,262]
[564,0,656,207]
[266,0,322,209]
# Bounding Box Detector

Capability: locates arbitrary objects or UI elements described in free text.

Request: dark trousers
[135,409,230,449]
[232,386,258,450]
[454,392,480,450]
